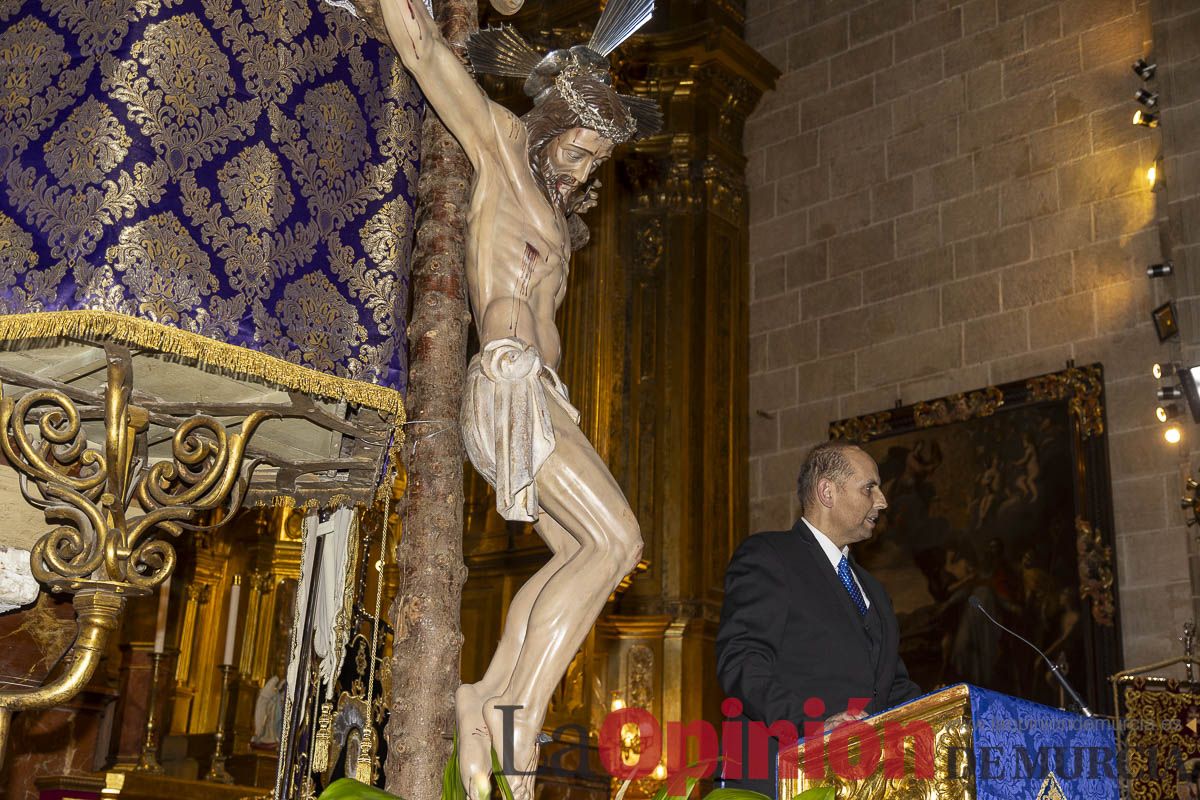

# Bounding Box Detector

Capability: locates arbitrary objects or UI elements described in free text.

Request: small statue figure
[0,546,39,614]
[251,659,288,749]
[372,0,662,797]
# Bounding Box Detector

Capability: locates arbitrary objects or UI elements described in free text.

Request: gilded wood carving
[829,364,1121,713]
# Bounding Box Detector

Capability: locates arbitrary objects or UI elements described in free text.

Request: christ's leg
[457,516,580,800]
[481,400,642,800]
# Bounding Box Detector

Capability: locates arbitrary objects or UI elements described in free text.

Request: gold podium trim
[778,685,973,800]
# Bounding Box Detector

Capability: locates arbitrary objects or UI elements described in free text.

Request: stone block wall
[744,0,1195,667]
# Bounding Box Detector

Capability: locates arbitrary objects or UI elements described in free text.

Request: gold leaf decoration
[1075,517,1115,626]
[913,386,1004,428]
[830,411,893,443]
[1026,365,1104,439]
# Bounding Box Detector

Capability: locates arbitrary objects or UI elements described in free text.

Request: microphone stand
[969,597,1093,718]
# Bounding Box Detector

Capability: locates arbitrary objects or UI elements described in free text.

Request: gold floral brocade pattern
[45,99,133,188]
[217,143,294,231]
[1123,681,1200,800]
[108,211,216,324]
[0,0,423,407]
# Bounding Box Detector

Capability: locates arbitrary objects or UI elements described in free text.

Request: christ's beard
[534,150,582,213]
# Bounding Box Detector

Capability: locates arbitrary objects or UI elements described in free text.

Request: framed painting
[829,363,1122,713]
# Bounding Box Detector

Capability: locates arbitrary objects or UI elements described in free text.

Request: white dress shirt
[802,516,870,609]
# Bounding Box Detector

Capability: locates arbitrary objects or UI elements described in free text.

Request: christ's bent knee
[607,516,642,579]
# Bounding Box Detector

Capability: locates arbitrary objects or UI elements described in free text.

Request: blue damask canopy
[0,0,421,411]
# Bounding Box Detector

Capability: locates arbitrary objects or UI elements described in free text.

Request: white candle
[223,576,241,666]
[153,577,171,654]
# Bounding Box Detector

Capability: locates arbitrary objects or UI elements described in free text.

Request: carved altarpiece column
[459,2,777,797]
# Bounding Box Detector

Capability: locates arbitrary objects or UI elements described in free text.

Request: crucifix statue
[372,0,662,796]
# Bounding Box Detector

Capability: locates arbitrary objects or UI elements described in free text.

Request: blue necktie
[837,555,868,617]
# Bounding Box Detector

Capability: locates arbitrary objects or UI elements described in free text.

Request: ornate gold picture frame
[830,363,1121,713]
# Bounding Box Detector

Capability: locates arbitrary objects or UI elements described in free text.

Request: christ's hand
[575,180,601,214]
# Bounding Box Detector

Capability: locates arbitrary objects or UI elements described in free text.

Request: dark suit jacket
[715,519,921,796]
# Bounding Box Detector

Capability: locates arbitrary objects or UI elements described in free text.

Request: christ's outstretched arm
[377,0,514,169]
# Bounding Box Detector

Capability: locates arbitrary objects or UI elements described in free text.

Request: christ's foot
[507,739,540,800]
[488,0,523,13]
[482,696,539,800]
[456,683,493,800]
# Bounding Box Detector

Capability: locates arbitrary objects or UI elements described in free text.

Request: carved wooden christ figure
[373,0,662,797]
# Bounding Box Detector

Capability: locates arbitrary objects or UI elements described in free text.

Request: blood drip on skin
[404,0,420,57]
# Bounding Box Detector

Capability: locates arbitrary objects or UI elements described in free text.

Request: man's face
[825,447,888,548]
[536,127,615,212]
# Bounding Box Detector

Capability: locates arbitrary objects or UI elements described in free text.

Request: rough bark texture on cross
[383,0,475,795]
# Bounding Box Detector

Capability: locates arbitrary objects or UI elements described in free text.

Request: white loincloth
[461,338,580,521]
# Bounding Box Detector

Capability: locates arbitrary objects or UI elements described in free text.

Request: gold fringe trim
[259,493,355,510]
[0,311,405,416]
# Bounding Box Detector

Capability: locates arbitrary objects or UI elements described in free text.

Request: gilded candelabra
[0,344,271,766]
[134,651,167,773]
[205,664,236,783]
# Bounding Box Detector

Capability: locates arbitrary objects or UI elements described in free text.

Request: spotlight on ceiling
[1159,386,1184,401]
[1135,88,1159,108]
[1133,58,1157,81]
[1147,261,1174,278]
[1147,158,1162,189]
[1153,361,1180,380]
[1165,424,1182,444]
[1132,109,1159,127]
[1185,479,1200,526]
[1157,404,1181,422]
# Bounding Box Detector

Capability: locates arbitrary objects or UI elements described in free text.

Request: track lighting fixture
[1147,156,1164,189]
[1159,386,1184,401]
[1165,425,1182,444]
[1132,58,1157,81]
[1153,362,1179,380]
[1147,262,1173,278]
[1132,109,1158,127]
[1135,88,1159,108]
[1184,478,1200,526]
[1157,404,1182,422]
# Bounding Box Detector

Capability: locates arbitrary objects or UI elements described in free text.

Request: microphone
[968,596,1093,718]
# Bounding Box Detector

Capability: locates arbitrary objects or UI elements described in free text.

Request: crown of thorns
[466,0,663,143]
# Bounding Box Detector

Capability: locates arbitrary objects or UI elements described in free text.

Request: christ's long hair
[521,83,633,252]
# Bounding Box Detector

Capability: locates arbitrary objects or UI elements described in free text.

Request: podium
[777,684,1117,799]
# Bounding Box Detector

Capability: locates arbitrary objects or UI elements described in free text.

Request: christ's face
[535,127,615,212]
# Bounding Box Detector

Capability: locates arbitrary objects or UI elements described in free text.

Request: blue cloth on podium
[969,685,1117,800]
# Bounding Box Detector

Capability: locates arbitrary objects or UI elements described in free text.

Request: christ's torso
[466,114,572,370]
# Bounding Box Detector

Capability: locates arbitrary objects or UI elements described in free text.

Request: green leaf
[490,748,516,800]
[317,778,404,800]
[443,735,466,800]
[646,756,729,800]
[703,790,775,800]
[791,788,835,800]
[651,774,700,800]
